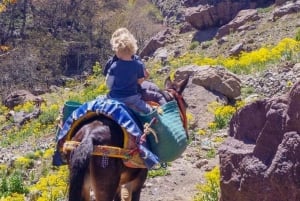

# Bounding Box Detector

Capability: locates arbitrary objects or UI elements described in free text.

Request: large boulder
[216,9,260,39]
[218,81,300,201]
[3,90,44,109]
[272,0,300,21]
[139,29,175,58]
[185,1,257,30]
[175,65,241,100]
[173,65,241,129]
[181,82,228,129]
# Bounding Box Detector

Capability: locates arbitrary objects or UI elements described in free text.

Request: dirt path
[140,140,220,201]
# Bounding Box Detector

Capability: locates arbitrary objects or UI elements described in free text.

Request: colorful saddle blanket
[56,96,160,169]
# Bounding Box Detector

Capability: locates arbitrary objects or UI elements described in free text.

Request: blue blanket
[57,96,159,169]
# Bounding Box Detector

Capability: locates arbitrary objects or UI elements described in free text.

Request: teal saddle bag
[136,100,188,162]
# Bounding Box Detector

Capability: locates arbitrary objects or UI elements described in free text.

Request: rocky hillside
[0,0,299,102]
[0,0,300,200]
[0,0,163,99]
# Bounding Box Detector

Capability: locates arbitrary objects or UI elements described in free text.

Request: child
[104,28,167,106]
[105,28,152,113]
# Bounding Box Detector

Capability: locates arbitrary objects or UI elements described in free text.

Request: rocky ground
[140,133,222,201]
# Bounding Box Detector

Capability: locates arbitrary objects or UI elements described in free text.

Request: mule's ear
[164,76,173,89]
[177,75,189,94]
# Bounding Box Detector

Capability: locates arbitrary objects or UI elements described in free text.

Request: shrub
[0,170,29,198]
[29,166,69,201]
[194,166,220,201]
[38,104,60,125]
[14,157,34,169]
[190,41,199,50]
[296,28,300,41]
[7,171,29,195]
[148,165,170,178]
[208,101,245,130]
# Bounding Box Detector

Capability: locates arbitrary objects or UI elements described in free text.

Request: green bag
[136,100,188,162]
[62,100,82,122]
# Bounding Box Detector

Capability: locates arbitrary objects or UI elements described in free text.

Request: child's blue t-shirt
[103,55,144,76]
[107,59,145,98]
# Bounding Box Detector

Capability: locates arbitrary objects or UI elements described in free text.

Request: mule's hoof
[121,184,132,201]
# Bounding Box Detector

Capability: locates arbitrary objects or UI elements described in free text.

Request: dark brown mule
[67,76,189,201]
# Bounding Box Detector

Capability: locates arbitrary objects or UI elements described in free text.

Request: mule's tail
[68,136,93,201]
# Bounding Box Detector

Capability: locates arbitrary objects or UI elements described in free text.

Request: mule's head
[162,76,189,132]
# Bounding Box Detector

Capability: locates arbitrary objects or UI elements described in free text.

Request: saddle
[53,96,188,169]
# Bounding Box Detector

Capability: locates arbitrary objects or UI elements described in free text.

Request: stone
[219,80,300,201]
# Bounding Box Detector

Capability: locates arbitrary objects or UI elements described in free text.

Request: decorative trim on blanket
[63,141,147,168]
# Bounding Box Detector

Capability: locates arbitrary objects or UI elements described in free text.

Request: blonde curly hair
[110,27,138,56]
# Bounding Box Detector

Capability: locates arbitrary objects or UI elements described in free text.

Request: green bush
[148,165,170,178]
[38,107,59,125]
[0,171,29,197]
[194,166,220,201]
[296,28,300,41]
[189,41,199,50]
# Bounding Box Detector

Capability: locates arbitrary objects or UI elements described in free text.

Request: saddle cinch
[53,97,188,169]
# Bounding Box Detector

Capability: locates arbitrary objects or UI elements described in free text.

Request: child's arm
[105,75,115,89]
[144,68,150,79]
[137,77,145,85]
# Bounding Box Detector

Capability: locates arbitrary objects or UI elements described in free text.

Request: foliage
[0,20,299,201]
[146,4,164,23]
[257,6,273,14]
[68,82,108,103]
[0,104,9,115]
[38,103,60,125]
[0,0,16,13]
[208,101,245,130]
[296,28,300,41]
[197,129,206,136]
[194,166,220,201]
[241,86,255,98]
[190,41,200,50]
[14,102,35,113]
[29,166,68,201]
[0,193,25,201]
[14,157,34,169]
[168,38,300,74]
[206,149,216,159]
[92,62,103,77]
[0,170,29,198]
[148,166,170,178]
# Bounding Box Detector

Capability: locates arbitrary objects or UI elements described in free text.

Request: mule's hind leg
[120,183,132,201]
[82,173,91,201]
[115,169,148,201]
[130,169,148,201]
[90,156,123,201]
